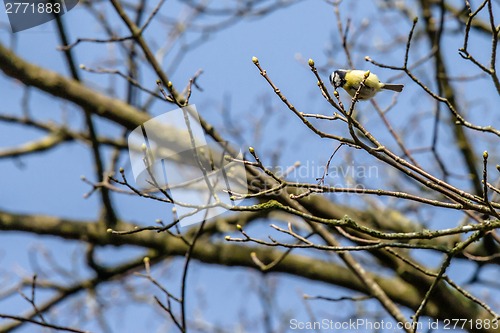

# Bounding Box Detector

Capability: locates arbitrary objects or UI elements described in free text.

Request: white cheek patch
[333,74,342,88]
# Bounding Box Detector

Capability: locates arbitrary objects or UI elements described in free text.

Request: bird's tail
[382,84,404,92]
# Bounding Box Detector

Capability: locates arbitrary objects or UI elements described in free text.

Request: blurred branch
[53,10,118,228]
[0,314,88,333]
[0,132,70,159]
[0,43,150,130]
[420,0,483,196]
[0,252,158,332]
[1,210,498,331]
[444,1,496,35]
[458,0,500,94]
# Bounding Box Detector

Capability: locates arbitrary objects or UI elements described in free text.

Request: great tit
[330,69,404,100]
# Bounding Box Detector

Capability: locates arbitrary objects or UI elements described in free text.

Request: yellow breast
[344,71,384,100]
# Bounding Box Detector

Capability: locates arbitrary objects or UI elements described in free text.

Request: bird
[330,69,404,100]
